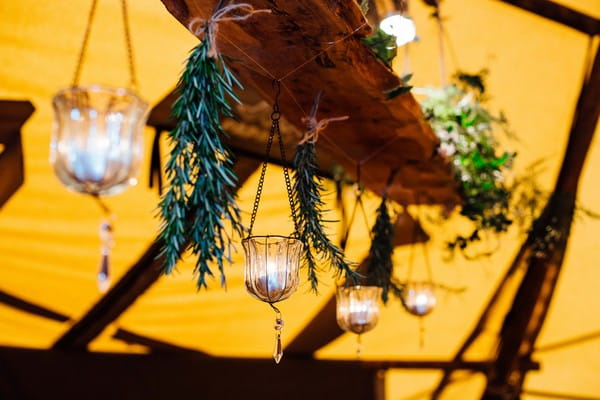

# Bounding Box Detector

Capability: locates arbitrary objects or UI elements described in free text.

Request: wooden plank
[0,290,70,323]
[159,0,460,205]
[112,328,211,356]
[149,87,458,204]
[52,157,260,351]
[0,100,33,208]
[498,0,600,36]
[482,46,600,399]
[0,346,380,400]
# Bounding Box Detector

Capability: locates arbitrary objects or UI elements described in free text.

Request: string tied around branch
[299,92,348,145]
[188,3,271,58]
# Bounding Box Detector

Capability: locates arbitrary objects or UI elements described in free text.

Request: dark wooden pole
[482,45,600,399]
[497,0,600,35]
[53,157,260,351]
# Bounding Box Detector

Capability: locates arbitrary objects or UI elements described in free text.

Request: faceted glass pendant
[97,219,113,293]
[243,235,303,303]
[336,285,382,335]
[401,281,437,316]
[50,85,149,196]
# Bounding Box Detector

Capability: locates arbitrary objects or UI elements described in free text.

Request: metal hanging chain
[120,0,138,90]
[247,80,299,237]
[72,0,99,86]
[72,0,138,89]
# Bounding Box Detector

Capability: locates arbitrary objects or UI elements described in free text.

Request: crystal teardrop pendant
[97,219,113,293]
[272,310,284,364]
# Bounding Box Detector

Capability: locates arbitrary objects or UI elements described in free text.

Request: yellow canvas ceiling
[0,0,599,398]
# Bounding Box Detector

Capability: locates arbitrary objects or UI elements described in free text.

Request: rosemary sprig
[293,141,357,291]
[365,196,397,303]
[158,33,244,288]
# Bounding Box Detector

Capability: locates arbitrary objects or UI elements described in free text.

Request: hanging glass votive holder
[243,235,302,363]
[401,281,437,317]
[51,85,148,196]
[336,285,382,357]
[243,235,303,303]
[51,84,148,292]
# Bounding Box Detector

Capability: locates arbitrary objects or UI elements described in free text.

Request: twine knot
[300,115,349,145]
[188,3,271,58]
[300,92,348,144]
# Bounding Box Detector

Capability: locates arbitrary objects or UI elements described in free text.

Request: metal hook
[271,80,282,116]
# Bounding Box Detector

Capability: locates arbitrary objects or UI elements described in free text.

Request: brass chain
[72,0,99,86]
[247,80,299,237]
[72,0,138,90]
[120,0,138,90]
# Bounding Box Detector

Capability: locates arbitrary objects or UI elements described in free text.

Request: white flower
[439,142,456,157]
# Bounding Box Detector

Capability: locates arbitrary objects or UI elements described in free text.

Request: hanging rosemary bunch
[158,32,244,288]
[292,98,357,291]
[365,195,400,303]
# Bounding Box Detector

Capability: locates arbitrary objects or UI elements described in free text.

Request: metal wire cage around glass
[243,235,303,303]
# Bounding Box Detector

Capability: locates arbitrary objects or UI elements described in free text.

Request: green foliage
[359,0,369,14]
[384,73,413,100]
[293,142,357,291]
[158,35,244,288]
[365,196,398,303]
[362,27,398,67]
[384,85,413,99]
[421,82,516,252]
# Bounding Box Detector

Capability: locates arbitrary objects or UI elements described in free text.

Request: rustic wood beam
[0,100,34,208]
[112,328,212,357]
[430,244,530,398]
[521,390,600,400]
[0,346,383,400]
[534,330,600,353]
[52,157,260,351]
[160,0,460,205]
[0,290,70,323]
[482,44,600,399]
[497,0,600,36]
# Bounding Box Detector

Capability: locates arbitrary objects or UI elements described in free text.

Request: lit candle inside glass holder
[51,85,148,196]
[401,281,437,317]
[243,235,302,303]
[243,235,303,363]
[336,286,382,335]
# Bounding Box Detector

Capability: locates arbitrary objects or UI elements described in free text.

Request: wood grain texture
[159,0,459,205]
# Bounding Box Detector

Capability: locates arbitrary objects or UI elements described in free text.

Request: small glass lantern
[243,235,303,303]
[401,281,437,316]
[336,285,382,357]
[243,235,302,363]
[51,85,148,196]
[51,84,148,292]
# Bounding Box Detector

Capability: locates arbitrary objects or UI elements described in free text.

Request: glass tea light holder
[51,84,148,292]
[336,285,383,357]
[243,235,303,363]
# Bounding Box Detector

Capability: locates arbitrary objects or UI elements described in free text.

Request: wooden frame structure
[0,1,598,399]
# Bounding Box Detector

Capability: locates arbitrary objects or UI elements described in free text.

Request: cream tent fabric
[0,0,599,398]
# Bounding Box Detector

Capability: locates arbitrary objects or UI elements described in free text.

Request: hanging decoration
[364,170,403,303]
[293,92,357,291]
[50,0,148,292]
[421,76,517,255]
[243,80,303,364]
[401,281,437,317]
[336,285,382,357]
[158,4,269,288]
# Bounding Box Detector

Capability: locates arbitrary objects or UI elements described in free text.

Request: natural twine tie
[300,93,348,144]
[188,3,271,58]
